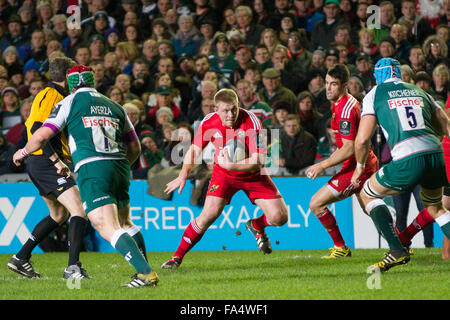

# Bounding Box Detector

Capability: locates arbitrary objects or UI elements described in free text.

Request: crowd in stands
[0,0,448,180]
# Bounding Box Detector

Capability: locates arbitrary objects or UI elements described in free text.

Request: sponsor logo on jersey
[387,97,423,109]
[82,116,119,129]
[339,120,351,135]
[208,184,219,193]
[93,195,110,203]
[57,177,67,185]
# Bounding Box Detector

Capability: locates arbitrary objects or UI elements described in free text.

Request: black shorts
[25,155,76,198]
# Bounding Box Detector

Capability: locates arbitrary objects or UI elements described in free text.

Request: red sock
[398,208,435,245]
[174,220,204,261]
[252,214,272,232]
[317,208,346,248]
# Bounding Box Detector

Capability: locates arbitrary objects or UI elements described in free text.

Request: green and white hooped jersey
[361,79,443,161]
[43,87,137,172]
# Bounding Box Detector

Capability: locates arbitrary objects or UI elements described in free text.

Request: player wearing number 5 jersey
[351,58,450,273]
[13,65,158,288]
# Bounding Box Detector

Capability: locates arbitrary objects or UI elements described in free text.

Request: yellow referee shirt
[25,82,71,161]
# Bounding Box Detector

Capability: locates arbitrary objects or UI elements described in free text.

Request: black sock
[67,216,87,266]
[16,215,59,260]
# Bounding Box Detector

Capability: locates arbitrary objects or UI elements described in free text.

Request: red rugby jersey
[193,108,266,177]
[331,93,377,168]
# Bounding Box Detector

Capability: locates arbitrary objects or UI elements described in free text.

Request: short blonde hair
[116,41,139,61]
[214,88,239,107]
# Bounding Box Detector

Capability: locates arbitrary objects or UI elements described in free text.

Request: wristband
[356,162,365,169]
[20,148,29,157]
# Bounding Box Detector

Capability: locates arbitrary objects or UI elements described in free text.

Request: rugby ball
[224,139,246,163]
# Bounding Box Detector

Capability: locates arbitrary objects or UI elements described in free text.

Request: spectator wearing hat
[2,46,23,75]
[279,114,317,175]
[18,5,36,40]
[414,70,444,105]
[89,34,107,63]
[271,99,293,129]
[209,32,239,82]
[199,18,217,46]
[307,68,330,115]
[278,13,297,46]
[226,28,245,52]
[150,18,172,43]
[348,74,366,99]
[1,86,21,135]
[310,0,347,51]
[268,0,296,32]
[0,14,30,63]
[146,85,185,127]
[82,10,113,43]
[104,28,120,53]
[324,48,339,70]
[354,52,376,92]
[258,67,298,110]
[235,5,265,47]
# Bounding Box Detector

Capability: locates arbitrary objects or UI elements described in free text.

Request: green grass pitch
[1,249,449,300]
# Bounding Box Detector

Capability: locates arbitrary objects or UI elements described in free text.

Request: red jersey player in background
[305,64,379,258]
[161,88,288,269]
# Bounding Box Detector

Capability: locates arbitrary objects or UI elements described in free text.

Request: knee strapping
[362,180,384,199]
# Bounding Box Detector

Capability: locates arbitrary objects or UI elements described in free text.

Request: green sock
[368,201,404,251]
[111,229,151,274]
[436,212,450,239]
[127,226,148,262]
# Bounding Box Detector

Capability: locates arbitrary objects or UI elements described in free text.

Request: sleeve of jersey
[246,112,267,155]
[192,121,210,150]
[42,95,72,134]
[361,87,376,117]
[339,100,360,141]
[123,112,138,143]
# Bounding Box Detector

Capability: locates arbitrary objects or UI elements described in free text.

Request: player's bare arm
[351,115,377,186]
[13,126,56,166]
[432,107,450,138]
[165,144,202,195]
[126,139,141,165]
[305,137,354,180]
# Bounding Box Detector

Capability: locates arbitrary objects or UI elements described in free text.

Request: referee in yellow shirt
[7,57,90,280]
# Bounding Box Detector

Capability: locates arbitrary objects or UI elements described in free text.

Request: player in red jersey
[161,88,288,269]
[305,64,379,258]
